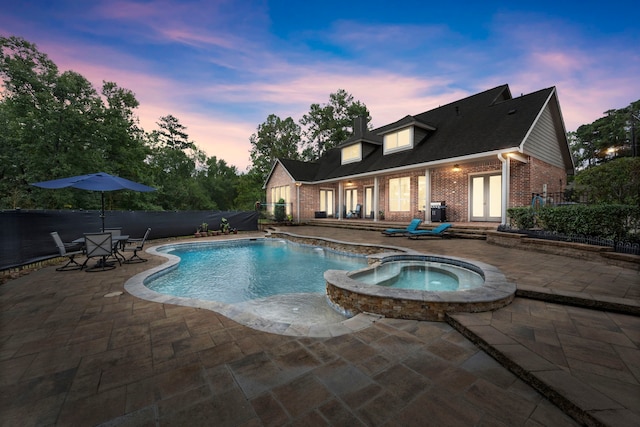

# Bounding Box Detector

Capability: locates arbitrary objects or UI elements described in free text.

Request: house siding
[266,163,294,212]
[523,103,565,169]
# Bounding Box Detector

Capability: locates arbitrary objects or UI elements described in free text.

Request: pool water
[352,260,484,291]
[148,239,368,303]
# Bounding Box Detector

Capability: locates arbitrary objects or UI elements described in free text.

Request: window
[341,143,361,164]
[389,177,410,211]
[383,127,412,153]
[319,189,334,216]
[271,185,290,214]
[345,188,358,213]
[418,176,427,210]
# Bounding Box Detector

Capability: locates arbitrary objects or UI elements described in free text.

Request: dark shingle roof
[277,158,319,181]
[281,84,557,182]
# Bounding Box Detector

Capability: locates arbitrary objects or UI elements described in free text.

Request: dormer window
[383,127,413,154]
[341,143,362,164]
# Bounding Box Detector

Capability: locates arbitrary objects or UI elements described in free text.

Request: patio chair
[104,227,124,262]
[122,227,151,264]
[50,232,84,271]
[82,233,118,272]
[347,204,362,219]
[406,223,452,239]
[382,218,423,236]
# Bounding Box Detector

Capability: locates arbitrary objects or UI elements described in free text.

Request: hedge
[507,204,640,241]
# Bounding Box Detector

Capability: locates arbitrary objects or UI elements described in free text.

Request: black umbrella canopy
[31,172,156,231]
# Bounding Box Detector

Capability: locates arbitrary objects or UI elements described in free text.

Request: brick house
[264,84,574,224]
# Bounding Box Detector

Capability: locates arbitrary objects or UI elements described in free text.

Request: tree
[249,114,301,181]
[574,157,640,205]
[199,156,239,210]
[299,89,370,161]
[157,114,194,151]
[100,81,155,210]
[234,170,265,211]
[1,36,59,208]
[570,100,640,169]
[0,36,108,209]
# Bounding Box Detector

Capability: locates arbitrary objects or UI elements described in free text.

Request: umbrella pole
[101,192,105,232]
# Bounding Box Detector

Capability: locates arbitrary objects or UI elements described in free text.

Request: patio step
[306,219,494,239]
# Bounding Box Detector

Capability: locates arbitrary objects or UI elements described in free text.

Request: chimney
[353,116,367,137]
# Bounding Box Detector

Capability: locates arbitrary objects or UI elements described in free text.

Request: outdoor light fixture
[452,164,461,172]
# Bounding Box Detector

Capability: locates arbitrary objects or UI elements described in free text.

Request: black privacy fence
[0,209,260,270]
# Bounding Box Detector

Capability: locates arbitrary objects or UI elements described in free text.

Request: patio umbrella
[31,172,156,231]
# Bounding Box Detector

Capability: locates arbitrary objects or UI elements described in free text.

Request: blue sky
[2,0,639,170]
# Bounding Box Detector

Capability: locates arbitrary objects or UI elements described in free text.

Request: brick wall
[267,156,568,222]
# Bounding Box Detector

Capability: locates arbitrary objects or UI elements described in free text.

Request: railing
[532,191,591,206]
[498,225,640,255]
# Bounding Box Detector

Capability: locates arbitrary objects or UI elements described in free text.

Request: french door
[470,174,502,221]
[319,189,334,217]
[364,187,373,218]
[344,189,358,215]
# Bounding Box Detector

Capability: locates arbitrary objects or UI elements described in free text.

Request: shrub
[508,204,640,241]
[506,207,535,229]
[274,198,286,222]
[537,204,639,241]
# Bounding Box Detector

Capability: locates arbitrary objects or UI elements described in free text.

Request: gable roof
[278,158,319,181]
[274,84,570,183]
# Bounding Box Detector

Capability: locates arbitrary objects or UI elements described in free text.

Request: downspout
[497,153,509,225]
[296,182,301,223]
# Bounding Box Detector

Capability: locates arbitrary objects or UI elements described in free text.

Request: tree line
[1,35,637,212]
[0,36,370,212]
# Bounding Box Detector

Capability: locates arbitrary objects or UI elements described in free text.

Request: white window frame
[388,177,410,211]
[418,176,427,211]
[271,185,291,215]
[383,127,413,154]
[341,143,362,164]
[319,189,334,216]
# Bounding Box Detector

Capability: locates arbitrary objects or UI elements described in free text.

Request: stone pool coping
[325,253,516,321]
[270,230,516,322]
[125,237,387,337]
[125,233,515,335]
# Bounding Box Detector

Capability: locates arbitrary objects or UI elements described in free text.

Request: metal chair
[123,228,151,264]
[82,233,118,272]
[50,232,84,271]
[104,227,124,262]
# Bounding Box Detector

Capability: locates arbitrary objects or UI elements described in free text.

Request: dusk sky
[2,0,639,171]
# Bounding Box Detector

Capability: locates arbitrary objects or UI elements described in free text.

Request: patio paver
[1,226,638,426]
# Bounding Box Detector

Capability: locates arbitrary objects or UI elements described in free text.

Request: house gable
[521,90,574,172]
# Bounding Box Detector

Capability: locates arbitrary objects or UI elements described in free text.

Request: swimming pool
[147,239,368,303]
[351,260,484,291]
[125,233,515,335]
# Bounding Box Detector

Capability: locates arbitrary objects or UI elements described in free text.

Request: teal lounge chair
[382,218,423,236]
[406,223,452,239]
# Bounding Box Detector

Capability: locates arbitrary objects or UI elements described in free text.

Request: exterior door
[471,174,502,221]
[319,189,334,217]
[345,189,357,215]
[364,187,373,218]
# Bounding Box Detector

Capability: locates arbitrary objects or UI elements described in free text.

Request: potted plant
[220,218,230,234]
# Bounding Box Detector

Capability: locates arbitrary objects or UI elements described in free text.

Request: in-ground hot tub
[325,254,515,321]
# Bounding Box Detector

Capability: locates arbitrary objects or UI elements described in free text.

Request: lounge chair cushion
[407,223,452,239]
[382,219,422,235]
